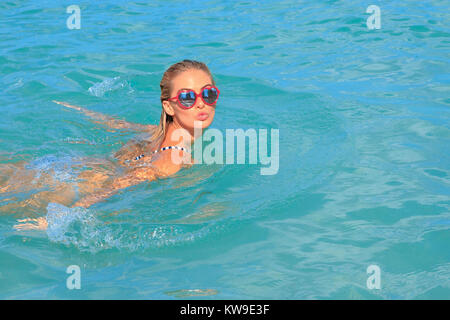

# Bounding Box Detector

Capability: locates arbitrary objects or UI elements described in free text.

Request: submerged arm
[53,100,155,132]
[73,150,187,208]
[13,153,187,230]
[72,166,158,208]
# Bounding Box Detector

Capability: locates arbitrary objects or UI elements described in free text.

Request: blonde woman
[9,59,219,229]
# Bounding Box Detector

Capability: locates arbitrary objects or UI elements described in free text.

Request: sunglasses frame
[168,85,220,109]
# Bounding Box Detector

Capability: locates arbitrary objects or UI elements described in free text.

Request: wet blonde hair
[150,59,216,148]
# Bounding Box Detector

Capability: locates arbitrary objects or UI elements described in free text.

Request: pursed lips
[196,112,209,120]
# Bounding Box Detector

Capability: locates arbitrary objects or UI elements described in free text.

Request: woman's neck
[160,121,196,149]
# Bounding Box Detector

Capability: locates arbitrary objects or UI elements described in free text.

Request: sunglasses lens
[178,91,196,107]
[202,87,218,104]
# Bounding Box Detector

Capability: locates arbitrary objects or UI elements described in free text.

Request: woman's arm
[72,166,159,208]
[53,100,155,132]
[12,166,159,230]
[74,148,188,208]
[13,152,186,229]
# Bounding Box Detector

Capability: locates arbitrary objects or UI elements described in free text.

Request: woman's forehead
[171,69,212,91]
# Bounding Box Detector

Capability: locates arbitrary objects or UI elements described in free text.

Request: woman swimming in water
[5,59,219,229]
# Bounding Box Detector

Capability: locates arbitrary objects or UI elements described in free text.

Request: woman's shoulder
[114,137,155,165]
[150,148,192,176]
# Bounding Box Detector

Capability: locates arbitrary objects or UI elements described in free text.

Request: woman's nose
[195,99,205,109]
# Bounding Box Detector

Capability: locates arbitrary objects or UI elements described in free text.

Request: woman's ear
[162,100,175,117]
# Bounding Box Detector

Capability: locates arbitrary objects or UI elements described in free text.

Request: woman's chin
[191,119,213,130]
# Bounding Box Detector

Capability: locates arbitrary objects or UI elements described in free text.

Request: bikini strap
[132,145,190,161]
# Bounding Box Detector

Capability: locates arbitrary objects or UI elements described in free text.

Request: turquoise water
[1,0,449,299]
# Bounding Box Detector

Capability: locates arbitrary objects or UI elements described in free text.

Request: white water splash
[45,202,213,252]
[88,76,133,97]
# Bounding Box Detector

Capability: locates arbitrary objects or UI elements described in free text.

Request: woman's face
[163,69,216,134]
